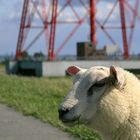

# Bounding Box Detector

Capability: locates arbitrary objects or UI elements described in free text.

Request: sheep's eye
[87,82,105,96]
[94,82,105,88]
[87,85,94,96]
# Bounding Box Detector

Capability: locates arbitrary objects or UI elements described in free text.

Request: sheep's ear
[110,66,125,89]
[66,66,81,76]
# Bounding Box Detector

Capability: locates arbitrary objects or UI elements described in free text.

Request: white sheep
[59,65,140,140]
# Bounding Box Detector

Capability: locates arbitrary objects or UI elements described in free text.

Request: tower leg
[48,0,58,61]
[119,0,129,59]
[90,0,96,48]
[16,0,29,59]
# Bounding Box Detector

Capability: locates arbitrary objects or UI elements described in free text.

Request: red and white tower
[16,0,140,60]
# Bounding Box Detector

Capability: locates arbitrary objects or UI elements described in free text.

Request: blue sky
[0,0,140,56]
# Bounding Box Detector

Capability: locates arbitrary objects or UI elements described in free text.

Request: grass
[0,65,101,140]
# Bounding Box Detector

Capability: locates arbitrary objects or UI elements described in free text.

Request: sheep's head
[58,65,126,127]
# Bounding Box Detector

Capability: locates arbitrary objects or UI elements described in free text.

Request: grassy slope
[0,66,101,140]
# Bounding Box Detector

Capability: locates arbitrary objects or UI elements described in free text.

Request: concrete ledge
[6,60,140,77]
[5,60,42,77]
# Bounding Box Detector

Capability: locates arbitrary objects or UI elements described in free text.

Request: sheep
[58,65,140,140]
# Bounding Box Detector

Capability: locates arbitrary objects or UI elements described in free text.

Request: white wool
[60,66,140,140]
[87,70,140,140]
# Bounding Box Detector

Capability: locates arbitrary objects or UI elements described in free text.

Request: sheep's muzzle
[58,98,79,123]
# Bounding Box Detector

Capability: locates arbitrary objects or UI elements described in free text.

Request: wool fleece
[59,66,140,140]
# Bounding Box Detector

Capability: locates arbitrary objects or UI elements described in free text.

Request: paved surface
[0,104,79,140]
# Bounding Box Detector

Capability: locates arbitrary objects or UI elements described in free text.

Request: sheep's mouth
[61,116,81,125]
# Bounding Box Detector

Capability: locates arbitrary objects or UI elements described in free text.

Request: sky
[0,0,140,56]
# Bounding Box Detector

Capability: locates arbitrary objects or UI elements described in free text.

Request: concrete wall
[18,61,42,76]
[6,60,43,77]
[5,61,18,74]
[42,60,140,76]
[6,60,140,77]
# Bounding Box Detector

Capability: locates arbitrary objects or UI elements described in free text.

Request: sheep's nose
[58,108,69,120]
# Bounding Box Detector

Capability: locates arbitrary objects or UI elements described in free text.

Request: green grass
[0,66,101,140]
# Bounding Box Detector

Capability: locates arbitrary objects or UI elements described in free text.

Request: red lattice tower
[16,0,140,60]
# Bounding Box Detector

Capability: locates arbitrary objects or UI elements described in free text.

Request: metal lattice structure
[16,0,140,60]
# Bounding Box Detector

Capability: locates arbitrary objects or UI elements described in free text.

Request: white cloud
[28,1,88,23]
[0,0,139,55]
[59,0,88,7]
[0,1,23,23]
[58,6,87,22]
[0,1,119,24]
[96,2,120,22]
